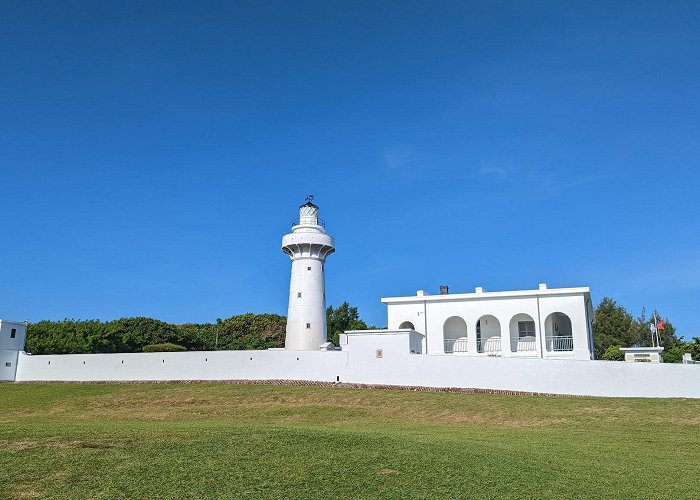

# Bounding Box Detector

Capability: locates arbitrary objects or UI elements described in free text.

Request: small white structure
[281,196,335,350]
[620,346,664,363]
[682,353,696,364]
[341,329,424,356]
[0,319,28,381]
[382,283,594,360]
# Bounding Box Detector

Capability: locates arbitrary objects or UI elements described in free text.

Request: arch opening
[399,321,415,330]
[476,315,501,354]
[545,312,573,351]
[509,313,538,352]
[443,316,468,353]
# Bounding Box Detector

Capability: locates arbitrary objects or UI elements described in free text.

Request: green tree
[593,297,637,357]
[26,319,107,354]
[326,302,373,346]
[177,323,217,350]
[108,317,183,352]
[215,313,286,350]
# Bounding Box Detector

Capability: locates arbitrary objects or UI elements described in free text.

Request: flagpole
[653,314,660,347]
[654,314,660,347]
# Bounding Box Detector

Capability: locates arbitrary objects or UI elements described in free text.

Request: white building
[381,284,594,360]
[0,319,28,381]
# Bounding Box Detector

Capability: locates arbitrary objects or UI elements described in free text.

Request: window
[5,362,11,367]
[518,321,536,338]
[306,323,311,329]
[297,292,302,298]
[307,266,311,271]
[10,328,16,339]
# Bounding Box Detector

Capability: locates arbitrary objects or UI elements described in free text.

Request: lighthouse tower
[281,196,335,350]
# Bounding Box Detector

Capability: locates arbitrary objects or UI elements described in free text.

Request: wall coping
[381,287,590,304]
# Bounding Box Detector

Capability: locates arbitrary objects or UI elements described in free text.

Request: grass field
[1,383,699,499]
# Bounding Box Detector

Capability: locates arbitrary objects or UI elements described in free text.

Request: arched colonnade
[434,312,575,355]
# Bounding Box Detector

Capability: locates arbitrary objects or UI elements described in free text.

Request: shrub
[142,343,187,352]
[601,345,624,361]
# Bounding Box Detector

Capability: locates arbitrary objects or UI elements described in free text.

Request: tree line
[24,298,700,362]
[25,302,374,355]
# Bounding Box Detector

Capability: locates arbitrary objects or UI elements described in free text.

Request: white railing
[444,338,469,353]
[292,217,325,228]
[511,337,537,352]
[477,337,502,354]
[546,336,574,351]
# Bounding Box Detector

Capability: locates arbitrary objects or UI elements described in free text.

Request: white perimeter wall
[344,350,700,398]
[12,333,700,398]
[340,332,700,398]
[15,350,347,383]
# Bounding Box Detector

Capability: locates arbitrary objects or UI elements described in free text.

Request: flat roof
[620,347,664,353]
[381,286,591,304]
[343,329,424,337]
[0,319,27,325]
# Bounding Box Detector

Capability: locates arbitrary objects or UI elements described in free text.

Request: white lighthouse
[281,196,335,350]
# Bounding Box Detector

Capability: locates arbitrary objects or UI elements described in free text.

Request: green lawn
[1,383,699,499]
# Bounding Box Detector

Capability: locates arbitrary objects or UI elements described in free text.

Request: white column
[499,316,512,357]
[467,317,478,354]
[285,255,328,350]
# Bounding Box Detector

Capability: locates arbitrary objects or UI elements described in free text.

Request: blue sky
[2,1,699,338]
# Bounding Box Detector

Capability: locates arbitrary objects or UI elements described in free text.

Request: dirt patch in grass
[577,406,612,414]
[89,395,228,410]
[15,489,42,498]
[653,415,700,426]
[424,410,568,427]
[3,438,116,451]
[378,468,399,476]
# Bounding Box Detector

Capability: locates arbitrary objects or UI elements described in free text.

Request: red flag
[657,320,665,331]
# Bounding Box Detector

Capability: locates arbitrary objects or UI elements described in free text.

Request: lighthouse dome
[297,195,321,227]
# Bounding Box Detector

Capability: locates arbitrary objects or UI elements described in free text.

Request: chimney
[539,283,548,290]
[439,285,449,295]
